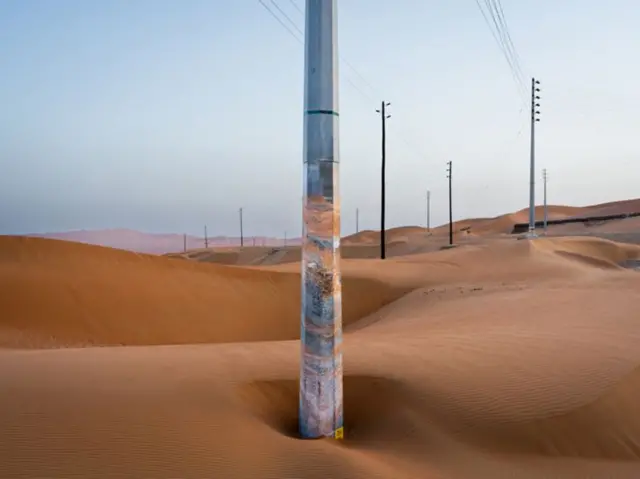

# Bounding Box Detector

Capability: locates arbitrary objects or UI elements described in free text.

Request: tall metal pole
[542,168,548,233]
[426,190,431,232]
[377,101,391,259]
[284,231,287,247]
[239,207,244,247]
[446,162,453,245]
[204,225,208,248]
[183,233,187,253]
[356,208,359,234]
[300,0,343,440]
[528,77,541,237]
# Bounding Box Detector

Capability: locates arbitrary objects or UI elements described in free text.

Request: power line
[341,57,379,98]
[283,0,378,96]
[258,0,301,42]
[269,0,303,35]
[474,0,512,68]
[482,106,526,166]
[486,0,525,86]
[256,0,432,165]
[492,0,525,82]
[257,0,371,99]
[487,0,526,93]
[288,0,303,15]
[279,0,378,97]
[474,0,527,105]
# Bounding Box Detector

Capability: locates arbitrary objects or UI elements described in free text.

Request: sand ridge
[2,199,640,478]
[0,236,408,348]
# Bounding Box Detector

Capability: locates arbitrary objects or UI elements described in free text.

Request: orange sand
[2,200,640,478]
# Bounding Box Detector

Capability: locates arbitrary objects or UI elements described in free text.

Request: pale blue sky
[1,0,638,237]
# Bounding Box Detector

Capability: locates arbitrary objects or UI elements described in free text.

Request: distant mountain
[28,229,301,255]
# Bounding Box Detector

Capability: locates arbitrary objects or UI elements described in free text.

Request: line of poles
[189,78,546,257]
[374,75,545,251]
[185,210,271,250]
[192,77,547,257]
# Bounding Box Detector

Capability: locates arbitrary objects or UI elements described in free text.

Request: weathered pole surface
[299,0,344,440]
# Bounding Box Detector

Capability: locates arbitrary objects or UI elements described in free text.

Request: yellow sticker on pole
[334,427,344,440]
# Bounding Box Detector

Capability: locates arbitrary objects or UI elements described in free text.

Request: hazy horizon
[2,0,639,237]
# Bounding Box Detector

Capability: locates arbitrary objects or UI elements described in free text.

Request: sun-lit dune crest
[532,236,640,269]
[581,198,640,217]
[342,229,381,245]
[457,205,583,236]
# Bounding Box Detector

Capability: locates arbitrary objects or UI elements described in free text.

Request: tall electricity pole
[528,77,541,237]
[204,225,209,248]
[356,208,359,234]
[376,100,391,259]
[239,207,244,247]
[446,162,453,246]
[426,190,431,232]
[542,168,548,233]
[284,231,287,247]
[300,0,343,440]
[183,233,187,253]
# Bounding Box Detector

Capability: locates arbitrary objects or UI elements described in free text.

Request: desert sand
[2,200,640,478]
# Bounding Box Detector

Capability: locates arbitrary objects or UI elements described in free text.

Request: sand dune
[580,198,640,217]
[3,200,640,478]
[0,236,405,348]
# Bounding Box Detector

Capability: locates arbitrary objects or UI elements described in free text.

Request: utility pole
[239,207,244,247]
[300,0,342,440]
[183,233,187,253]
[356,208,359,234]
[426,190,431,233]
[528,77,541,237]
[542,168,548,233]
[446,162,453,246]
[284,231,287,247]
[376,100,391,259]
[252,237,256,247]
[204,225,208,248]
